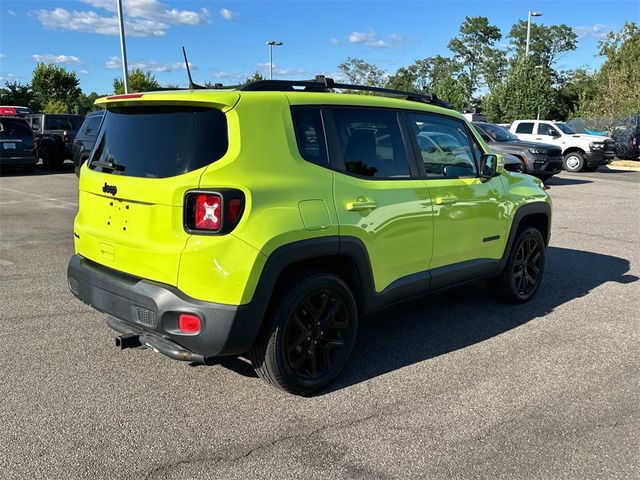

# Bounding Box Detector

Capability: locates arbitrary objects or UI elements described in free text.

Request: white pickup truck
[510,120,615,172]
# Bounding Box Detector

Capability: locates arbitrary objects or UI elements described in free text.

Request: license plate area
[2,143,16,149]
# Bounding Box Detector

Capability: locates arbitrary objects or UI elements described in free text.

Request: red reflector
[178,314,201,333]
[194,193,222,230]
[227,198,243,223]
[106,93,144,100]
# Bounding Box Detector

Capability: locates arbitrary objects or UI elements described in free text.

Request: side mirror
[551,130,561,137]
[479,153,504,182]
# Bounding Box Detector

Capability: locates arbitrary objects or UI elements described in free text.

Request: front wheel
[489,226,546,303]
[250,271,358,395]
[563,152,585,172]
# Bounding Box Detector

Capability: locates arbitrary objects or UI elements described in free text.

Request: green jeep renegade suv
[68,77,551,395]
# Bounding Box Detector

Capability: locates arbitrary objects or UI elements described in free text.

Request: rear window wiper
[92,159,125,172]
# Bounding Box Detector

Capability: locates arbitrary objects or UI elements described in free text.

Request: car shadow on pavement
[545,176,592,186]
[0,161,75,177]
[322,246,638,393]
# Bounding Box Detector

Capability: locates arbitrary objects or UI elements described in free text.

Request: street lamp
[266,41,283,80]
[526,11,543,56]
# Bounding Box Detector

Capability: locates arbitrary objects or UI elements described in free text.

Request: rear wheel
[489,226,546,303]
[250,271,358,395]
[563,152,585,172]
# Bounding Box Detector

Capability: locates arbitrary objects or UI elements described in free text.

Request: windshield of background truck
[555,123,576,135]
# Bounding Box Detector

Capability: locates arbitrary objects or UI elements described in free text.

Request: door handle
[346,199,378,211]
[435,195,458,205]
[535,137,543,140]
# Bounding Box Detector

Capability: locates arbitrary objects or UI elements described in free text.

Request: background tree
[31,63,81,112]
[113,69,160,94]
[484,57,555,123]
[0,81,37,110]
[42,99,69,114]
[337,58,386,88]
[508,22,577,66]
[74,91,101,115]
[447,16,505,107]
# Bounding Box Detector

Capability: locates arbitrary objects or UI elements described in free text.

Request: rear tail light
[184,190,245,234]
[178,314,201,334]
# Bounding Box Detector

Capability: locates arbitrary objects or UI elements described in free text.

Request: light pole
[116,0,129,93]
[266,41,283,80]
[525,11,543,56]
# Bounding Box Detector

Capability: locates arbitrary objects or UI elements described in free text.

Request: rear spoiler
[95,91,241,112]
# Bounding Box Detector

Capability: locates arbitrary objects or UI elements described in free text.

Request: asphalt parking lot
[1,164,639,479]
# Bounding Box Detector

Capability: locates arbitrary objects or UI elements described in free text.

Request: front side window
[515,122,534,134]
[537,123,557,136]
[408,113,478,178]
[331,108,410,178]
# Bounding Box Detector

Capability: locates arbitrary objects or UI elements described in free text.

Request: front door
[405,112,508,270]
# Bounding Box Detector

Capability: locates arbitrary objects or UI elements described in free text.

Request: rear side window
[30,116,42,131]
[331,108,410,178]
[0,118,32,136]
[89,106,228,178]
[44,115,75,130]
[291,108,328,167]
[80,115,102,136]
[515,122,534,134]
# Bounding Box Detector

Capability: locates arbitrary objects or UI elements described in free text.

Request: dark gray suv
[473,122,563,180]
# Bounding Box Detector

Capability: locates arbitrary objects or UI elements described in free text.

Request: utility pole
[117,0,129,93]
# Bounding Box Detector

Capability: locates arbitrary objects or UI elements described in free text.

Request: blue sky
[1,0,639,94]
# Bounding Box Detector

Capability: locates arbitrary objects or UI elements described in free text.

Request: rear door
[75,99,236,286]
[513,121,537,142]
[328,107,433,293]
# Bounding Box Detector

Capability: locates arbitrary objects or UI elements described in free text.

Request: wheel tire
[41,145,60,170]
[488,226,546,304]
[249,271,358,395]
[563,152,585,172]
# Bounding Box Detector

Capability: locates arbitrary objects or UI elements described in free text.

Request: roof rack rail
[238,75,450,108]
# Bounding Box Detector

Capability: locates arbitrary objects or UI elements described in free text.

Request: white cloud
[80,69,90,74]
[219,8,237,21]
[34,1,209,38]
[574,23,612,41]
[0,53,6,59]
[329,38,341,46]
[8,10,17,16]
[211,71,247,82]
[0,73,21,82]
[343,30,405,49]
[105,56,195,73]
[32,54,83,64]
[256,63,308,77]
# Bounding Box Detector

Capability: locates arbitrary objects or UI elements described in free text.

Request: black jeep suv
[27,113,84,170]
[72,110,105,176]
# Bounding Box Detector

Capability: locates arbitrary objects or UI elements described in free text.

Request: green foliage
[113,69,160,94]
[244,72,265,84]
[447,16,505,106]
[0,81,37,110]
[338,58,386,88]
[31,63,81,112]
[552,68,598,120]
[508,21,577,66]
[74,92,101,115]
[483,57,555,123]
[42,99,69,114]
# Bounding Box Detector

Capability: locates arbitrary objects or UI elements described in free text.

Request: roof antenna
[182,46,203,89]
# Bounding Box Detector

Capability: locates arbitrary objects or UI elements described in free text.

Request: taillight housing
[184,189,245,234]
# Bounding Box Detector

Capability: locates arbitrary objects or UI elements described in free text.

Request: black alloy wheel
[284,289,349,381]
[250,271,358,395]
[489,226,546,303]
[512,235,543,297]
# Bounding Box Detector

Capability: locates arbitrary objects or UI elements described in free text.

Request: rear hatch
[0,117,34,160]
[74,91,239,286]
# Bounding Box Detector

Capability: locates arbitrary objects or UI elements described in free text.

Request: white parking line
[0,186,78,207]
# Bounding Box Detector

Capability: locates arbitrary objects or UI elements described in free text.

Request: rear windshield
[89,106,228,178]
[44,115,82,131]
[0,118,32,136]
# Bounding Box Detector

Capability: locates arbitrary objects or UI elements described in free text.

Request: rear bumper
[0,155,38,166]
[67,254,263,359]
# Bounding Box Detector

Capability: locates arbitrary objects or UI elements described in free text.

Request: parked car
[27,113,84,170]
[68,77,552,395]
[0,115,37,172]
[72,110,105,176]
[473,122,562,180]
[0,106,32,117]
[510,119,615,172]
[610,117,640,160]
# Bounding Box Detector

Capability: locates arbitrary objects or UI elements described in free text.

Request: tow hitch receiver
[115,334,141,350]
